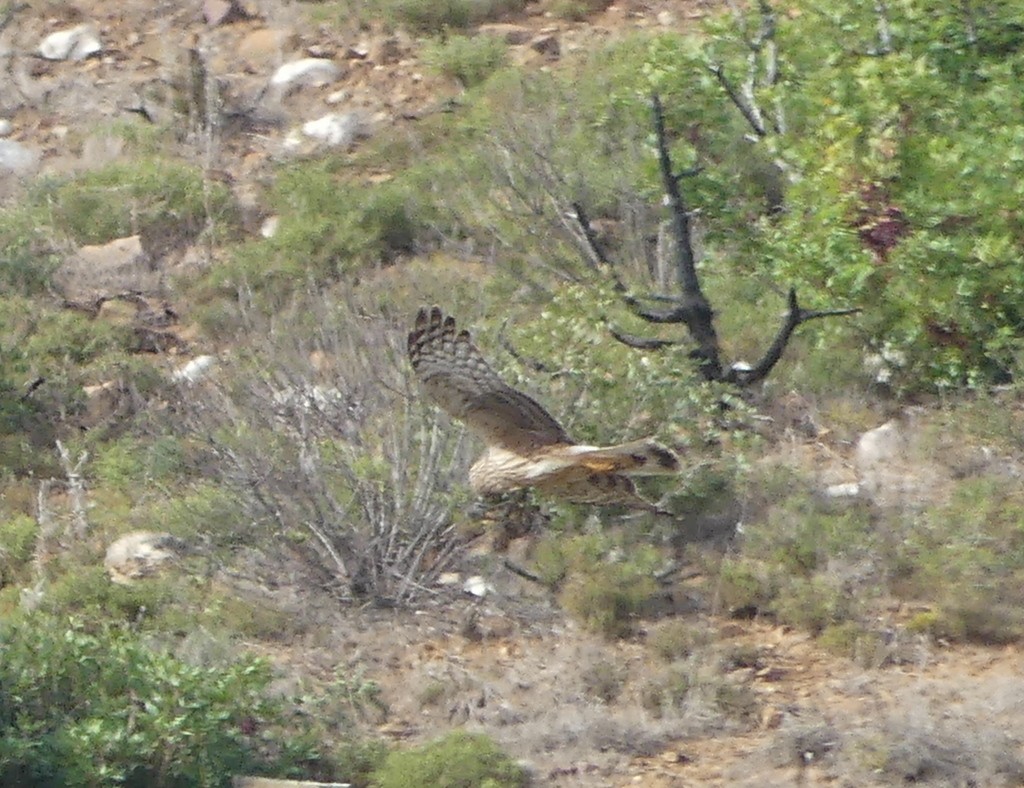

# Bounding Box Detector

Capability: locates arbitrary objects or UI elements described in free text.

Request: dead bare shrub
[183,296,473,603]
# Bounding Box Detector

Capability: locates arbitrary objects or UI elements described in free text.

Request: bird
[407,306,680,511]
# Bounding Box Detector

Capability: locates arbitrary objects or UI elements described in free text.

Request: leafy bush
[0,205,65,295]
[533,533,663,638]
[886,475,1024,643]
[384,0,527,33]
[47,158,236,250]
[371,730,527,788]
[424,35,508,87]
[207,160,435,307]
[0,617,330,787]
[0,513,36,581]
[642,0,1024,390]
[40,566,175,626]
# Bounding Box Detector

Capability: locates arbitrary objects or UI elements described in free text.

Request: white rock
[301,112,362,147]
[260,215,280,238]
[0,139,38,173]
[269,58,341,89]
[0,119,12,137]
[39,24,102,61]
[437,572,461,586]
[463,575,495,598]
[282,129,305,153]
[172,355,217,384]
[272,384,345,411]
[856,420,905,473]
[824,482,861,498]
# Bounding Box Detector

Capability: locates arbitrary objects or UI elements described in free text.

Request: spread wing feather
[407,306,573,453]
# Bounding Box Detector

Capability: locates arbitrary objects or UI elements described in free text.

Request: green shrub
[772,576,855,635]
[41,566,175,625]
[371,730,527,788]
[560,569,658,639]
[716,558,776,617]
[548,0,611,21]
[532,532,666,638]
[0,616,330,787]
[0,205,64,295]
[384,0,527,33]
[208,161,430,305]
[671,0,1024,390]
[48,158,236,248]
[0,514,37,579]
[884,476,1024,643]
[424,35,508,87]
[647,620,710,662]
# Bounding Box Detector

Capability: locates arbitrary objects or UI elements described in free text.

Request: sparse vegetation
[1,0,1024,783]
[371,730,527,788]
[424,34,508,87]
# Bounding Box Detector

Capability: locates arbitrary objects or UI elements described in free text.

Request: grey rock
[530,34,560,57]
[53,235,159,302]
[203,0,248,25]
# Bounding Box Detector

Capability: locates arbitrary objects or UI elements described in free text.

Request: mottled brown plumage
[408,306,680,508]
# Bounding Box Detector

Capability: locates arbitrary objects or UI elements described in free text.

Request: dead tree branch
[607,327,683,351]
[569,93,858,387]
[723,288,862,385]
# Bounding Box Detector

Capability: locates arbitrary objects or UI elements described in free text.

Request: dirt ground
[246,569,1024,786]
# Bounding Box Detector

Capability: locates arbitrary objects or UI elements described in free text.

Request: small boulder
[269,58,342,90]
[171,355,217,384]
[301,112,363,147]
[39,24,102,61]
[0,139,38,174]
[463,575,495,598]
[530,34,560,58]
[105,531,186,585]
[81,380,131,428]
[52,236,158,302]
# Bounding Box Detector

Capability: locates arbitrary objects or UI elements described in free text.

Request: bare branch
[651,94,723,380]
[568,201,613,272]
[724,288,861,385]
[56,440,89,540]
[570,201,687,323]
[708,63,767,138]
[608,326,684,350]
[497,319,557,374]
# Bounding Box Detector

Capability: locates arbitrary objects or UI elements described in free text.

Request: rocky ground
[6,1,1024,786]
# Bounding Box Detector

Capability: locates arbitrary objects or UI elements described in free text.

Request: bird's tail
[567,438,680,476]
